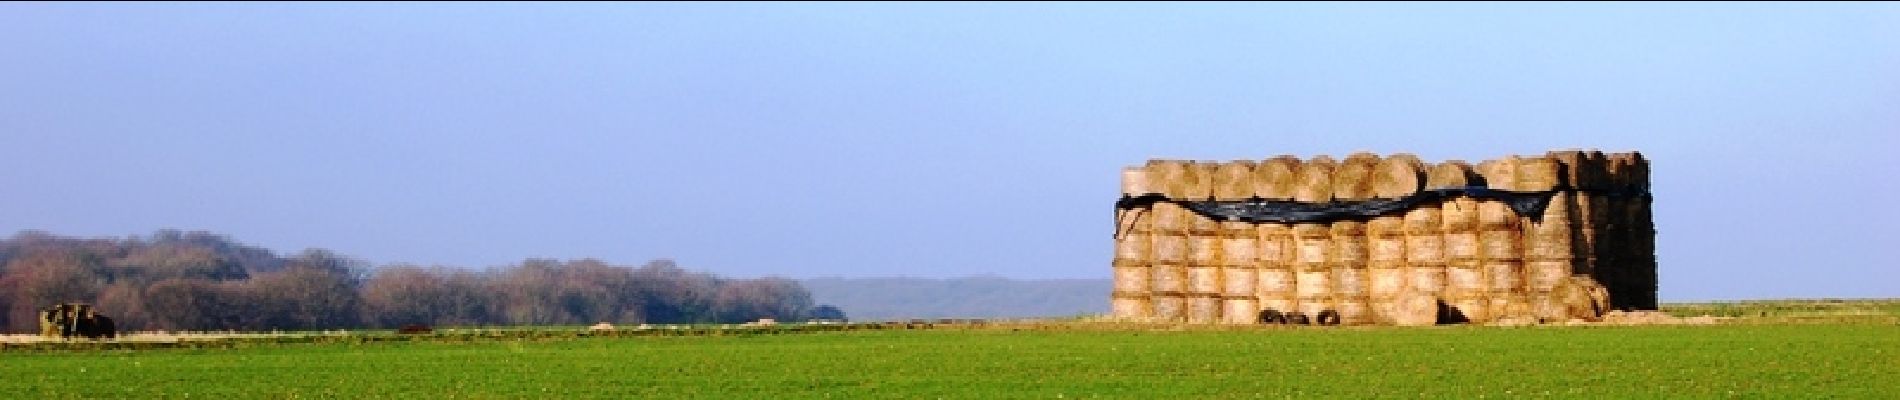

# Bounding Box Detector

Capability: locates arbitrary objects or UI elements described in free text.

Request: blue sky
[2,3,1894,300]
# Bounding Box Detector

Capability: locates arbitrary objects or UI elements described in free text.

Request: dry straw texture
[1254,156,1301,200]
[1372,153,1425,199]
[1294,156,1336,203]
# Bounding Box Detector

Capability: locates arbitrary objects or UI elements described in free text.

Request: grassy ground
[2,322,1895,398]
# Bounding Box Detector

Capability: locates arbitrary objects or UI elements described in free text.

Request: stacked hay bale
[1214,161,1260,324]
[1329,153,1379,325]
[1252,156,1301,321]
[1433,161,1489,323]
[1146,160,1192,322]
[1110,150,1655,325]
[1183,162,1224,324]
[1477,157,1531,322]
[1370,154,1427,325]
[1292,157,1337,322]
[1112,166,1156,320]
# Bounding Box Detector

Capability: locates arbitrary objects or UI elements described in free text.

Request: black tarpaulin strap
[1114,186,1652,237]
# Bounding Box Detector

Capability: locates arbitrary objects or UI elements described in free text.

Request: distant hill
[800,277,1110,321]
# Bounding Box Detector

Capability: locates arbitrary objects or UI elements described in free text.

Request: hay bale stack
[1254,156,1301,200]
[1331,220,1372,325]
[1293,222,1333,321]
[1426,161,1476,189]
[1215,161,1259,324]
[1255,223,1297,319]
[1403,204,1447,297]
[1143,161,1191,322]
[1181,162,1223,324]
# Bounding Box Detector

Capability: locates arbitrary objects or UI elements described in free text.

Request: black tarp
[1114,186,1649,226]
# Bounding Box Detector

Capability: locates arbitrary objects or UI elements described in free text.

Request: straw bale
[1529,293,1564,322]
[1151,293,1186,322]
[1213,161,1257,201]
[1221,297,1259,325]
[1368,267,1407,298]
[1479,229,1522,261]
[1110,292,1151,320]
[1331,153,1378,200]
[1222,266,1257,296]
[1114,232,1150,262]
[1147,160,1191,199]
[1425,161,1476,189]
[1333,266,1367,297]
[1187,294,1221,324]
[1476,156,1521,191]
[1151,233,1186,264]
[1293,156,1336,202]
[1370,234,1406,263]
[1120,166,1156,196]
[1386,291,1439,326]
[1405,232,1445,265]
[1295,268,1332,298]
[1150,264,1186,293]
[1525,260,1571,292]
[1371,153,1426,199]
[1294,224,1330,266]
[1150,202,1190,233]
[1403,206,1441,234]
[1488,292,1532,321]
[1483,260,1524,293]
[1445,230,1479,261]
[1186,265,1221,295]
[1476,200,1518,230]
[1408,264,1447,295]
[1334,297,1372,325]
[1182,161,1217,200]
[1330,221,1369,266]
[1446,292,1490,323]
[1255,224,1293,264]
[1446,260,1484,294]
[1254,156,1301,200]
[1221,222,1257,267]
[1188,235,1221,265]
[1515,156,1561,192]
[1255,267,1296,297]
[1441,197,1480,232]
[1112,260,1151,293]
[1295,296,1332,321]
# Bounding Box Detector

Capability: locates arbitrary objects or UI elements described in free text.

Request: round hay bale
[1254,156,1301,200]
[1389,291,1439,326]
[1187,294,1221,324]
[1372,153,1425,199]
[1182,161,1217,200]
[1213,161,1257,201]
[1294,223,1330,266]
[1148,202,1190,233]
[1405,231,1445,266]
[1150,263,1186,293]
[1112,260,1151,293]
[1476,156,1521,191]
[1403,206,1442,235]
[1293,156,1336,203]
[1331,221,1369,266]
[1221,297,1259,325]
[1221,222,1257,267]
[1332,153,1379,201]
[1425,161,1476,189]
[1488,292,1533,321]
[1188,235,1221,265]
[1408,264,1447,295]
[1515,156,1561,192]
[1121,166,1157,196]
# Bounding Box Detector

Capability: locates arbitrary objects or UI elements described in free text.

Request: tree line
[0,230,835,333]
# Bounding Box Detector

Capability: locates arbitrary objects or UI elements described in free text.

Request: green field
[4,321,1896,398]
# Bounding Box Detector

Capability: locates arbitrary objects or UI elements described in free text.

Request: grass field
[3,319,1896,398]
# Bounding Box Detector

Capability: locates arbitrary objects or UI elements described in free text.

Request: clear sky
[2,3,1894,300]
